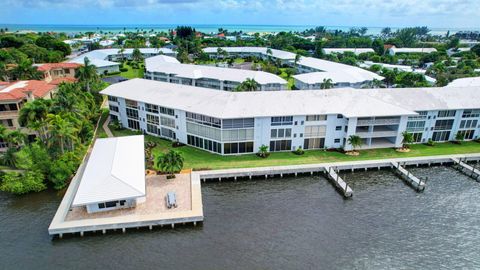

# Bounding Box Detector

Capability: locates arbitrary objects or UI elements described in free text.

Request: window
[406,121,426,132]
[127,119,140,130]
[186,112,221,128]
[223,142,253,154]
[160,106,175,116]
[126,108,138,119]
[223,118,254,129]
[462,109,480,118]
[147,124,159,135]
[187,122,222,141]
[109,105,119,112]
[125,99,138,109]
[108,96,118,102]
[270,128,292,138]
[271,116,293,126]
[187,135,222,154]
[432,131,451,142]
[409,111,427,120]
[304,138,325,149]
[335,126,342,131]
[334,139,341,143]
[105,201,117,208]
[269,140,292,152]
[459,119,478,129]
[160,116,175,128]
[457,130,475,140]
[412,133,423,143]
[145,103,159,113]
[146,114,159,125]
[306,115,327,121]
[6,119,13,127]
[437,110,456,118]
[337,114,344,119]
[434,119,454,130]
[304,125,326,137]
[161,128,176,139]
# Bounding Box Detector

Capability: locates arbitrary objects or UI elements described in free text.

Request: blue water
[1,24,478,35]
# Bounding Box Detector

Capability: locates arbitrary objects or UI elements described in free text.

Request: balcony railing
[0,110,19,119]
[356,130,398,138]
[357,118,401,126]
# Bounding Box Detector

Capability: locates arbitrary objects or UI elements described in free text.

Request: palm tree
[320,78,334,89]
[236,78,260,92]
[455,132,465,144]
[216,47,228,59]
[75,57,99,93]
[156,150,184,178]
[1,147,17,168]
[11,60,42,80]
[401,131,414,149]
[18,99,52,144]
[348,135,363,153]
[257,144,269,158]
[46,114,78,154]
[294,54,301,68]
[118,47,126,62]
[132,47,143,62]
[266,48,273,62]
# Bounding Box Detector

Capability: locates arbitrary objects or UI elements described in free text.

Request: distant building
[72,135,146,214]
[323,48,375,55]
[36,63,81,84]
[388,46,437,56]
[0,80,59,149]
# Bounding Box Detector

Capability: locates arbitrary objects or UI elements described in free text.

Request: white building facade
[102,79,480,156]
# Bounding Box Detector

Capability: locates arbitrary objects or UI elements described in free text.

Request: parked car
[166,192,177,208]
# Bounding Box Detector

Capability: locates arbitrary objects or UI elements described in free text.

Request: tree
[455,132,465,144]
[18,99,52,144]
[266,48,273,61]
[118,47,125,61]
[216,47,228,59]
[471,44,480,57]
[294,53,301,68]
[348,135,363,153]
[11,60,42,80]
[46,113,78,154]
[381,27,392,38]
[0,170,46,195]
[132,47,143,62]
[75,57,99,93]
[236,78,260,91]
[156,150,184,177]
[320,78,334,89]
[1,147,18,167]
[372,38,385,55]
[257,144,269,158]
[401,131,414,149]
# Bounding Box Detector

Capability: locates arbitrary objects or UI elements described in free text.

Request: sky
[2,0,480,29]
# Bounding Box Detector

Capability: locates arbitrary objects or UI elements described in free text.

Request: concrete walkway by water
[102,116,114,138]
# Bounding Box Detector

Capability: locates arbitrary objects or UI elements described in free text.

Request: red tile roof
[0,80,57,101]
[49,77,77,85]
[37,63,82,72]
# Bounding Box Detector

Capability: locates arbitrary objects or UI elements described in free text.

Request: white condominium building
[144,55,287,91]
[101,79,480,155]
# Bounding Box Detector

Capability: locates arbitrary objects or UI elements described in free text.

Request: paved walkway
[102,116,114,138]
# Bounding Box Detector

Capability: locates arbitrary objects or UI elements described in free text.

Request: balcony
[356,130,398,138]
[0,110,19,120]
[357,118,401,126]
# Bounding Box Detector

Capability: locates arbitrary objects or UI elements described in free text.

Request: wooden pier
[325,166,353,197]
[391,162,426,192]
[451,158,480,181]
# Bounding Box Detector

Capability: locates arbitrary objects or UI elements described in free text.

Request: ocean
[1,24,478,36]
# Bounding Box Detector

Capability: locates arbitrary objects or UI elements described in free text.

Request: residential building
[388,46,437,55]
[36,63,81,84]
[144,55,287,91]
[101,79,480,155]
[72,135,146,214]
[323,48,375,55]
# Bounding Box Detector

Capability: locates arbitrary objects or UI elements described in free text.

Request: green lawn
[110,127,480,171]
[117,62,144,79]
[279,68,295,90]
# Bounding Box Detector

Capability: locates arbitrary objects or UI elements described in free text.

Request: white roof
[72,136,145,207]
[390,47,437,54]
[68,48,175,68]
[145,55,287,85]
[297,57,383,81]
[99,40,115,47]
[294,70,383,85]
[101,78,420,118]
[203,47,297,60]
[323,48,375,55]
[447,77,480,88]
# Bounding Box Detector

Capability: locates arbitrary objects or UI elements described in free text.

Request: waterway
[1,166,480,269]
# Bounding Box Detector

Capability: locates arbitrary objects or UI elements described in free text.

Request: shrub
[119,67,128,72]
[257,144,270,158]
[426,139,435,146]
[106,71,121,76]
[0,170,46,195]
[293,147,305,155]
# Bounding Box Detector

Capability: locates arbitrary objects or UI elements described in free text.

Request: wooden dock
[451,158,480,181]
[325,166,353,197]
[391,162,426,191]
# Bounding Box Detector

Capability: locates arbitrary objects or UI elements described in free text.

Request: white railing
[356,131,398,138]
[357,118,400,126]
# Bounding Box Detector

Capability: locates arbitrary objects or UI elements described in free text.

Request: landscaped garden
[110,127,480,171]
